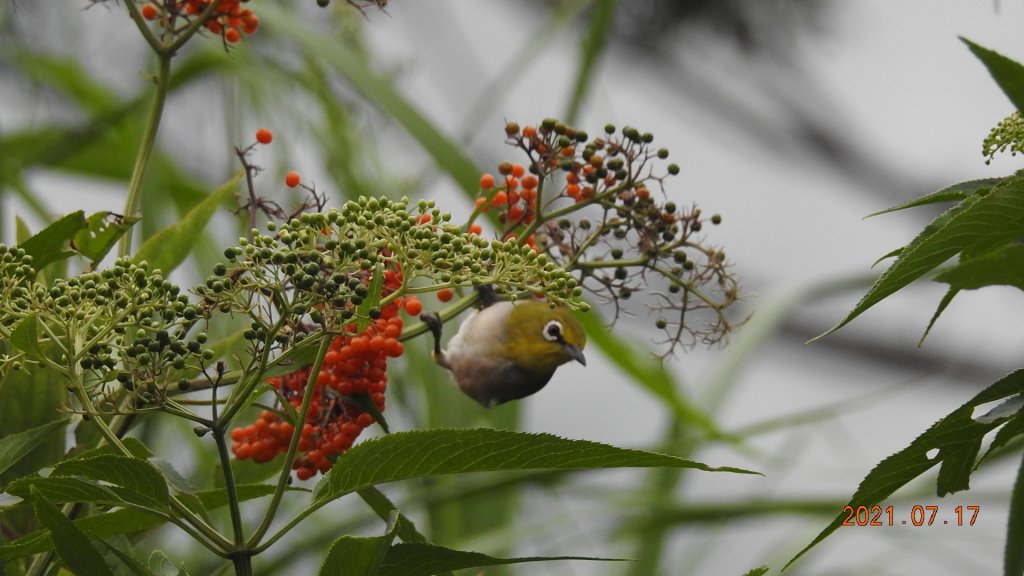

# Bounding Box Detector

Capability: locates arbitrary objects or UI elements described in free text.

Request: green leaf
[72,211,141,264]
[0,484,281,561]
[918,286,958,346]
[742,568,770,576]
[313,428,755,507]
[934,244,1024,291]
[52,454,171,509]
[374,542,622,576]
[865,177,1002,218]
[962,37,1024,114]
[320,511,399,576]
[17,210,86,270]
[132,173,242,274]
[812,175,1024,341]
[9,313,48,363]
[98,536,157,576]
[358,487,428,544]
[30,486,115,576]
[786,368,1024,569]
[0,419,68,481]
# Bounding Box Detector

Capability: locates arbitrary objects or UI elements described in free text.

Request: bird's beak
[564,344,586,366]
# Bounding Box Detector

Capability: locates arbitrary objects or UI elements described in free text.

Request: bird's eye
[542,320,563,342]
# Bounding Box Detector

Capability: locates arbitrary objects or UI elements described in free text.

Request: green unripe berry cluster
[0,251,212,410]
[200,196,588,342]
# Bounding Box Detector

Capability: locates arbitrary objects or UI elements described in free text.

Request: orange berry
[295,467,315,481]
[521,174,538,190]
[225,28,242,43]
[511,163,526,178]
[285,170,301,188]
[491,191,508,207]
[474,197,488,211]
[141,3,158,20]
[255,127,273,144]
[636,186,650,200]
[479,173,495,189]
[505,177,519,191]
[468,223,482,235]
[403,296,423,316]
[436,288,453,302]
[522,125,537,139]
[206,20,222,34]
[418,214,432,225]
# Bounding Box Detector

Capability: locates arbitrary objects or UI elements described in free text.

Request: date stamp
[842,505,979,527]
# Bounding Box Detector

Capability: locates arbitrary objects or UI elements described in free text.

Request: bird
[421,296,586,408]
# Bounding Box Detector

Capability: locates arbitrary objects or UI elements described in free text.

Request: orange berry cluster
[142,0,260,44]
[231,267,417,481]
[475,162,540,251]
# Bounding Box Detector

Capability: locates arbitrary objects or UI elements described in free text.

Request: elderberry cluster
[0,250,211,411]
[476,119,740,355]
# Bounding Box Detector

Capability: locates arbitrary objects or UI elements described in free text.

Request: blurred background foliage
[1,1,1019,575]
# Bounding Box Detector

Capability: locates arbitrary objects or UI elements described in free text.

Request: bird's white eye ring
[542,320,563,342]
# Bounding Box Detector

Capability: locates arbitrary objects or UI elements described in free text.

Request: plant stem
[248,334,333,547]
[118,53,171,258]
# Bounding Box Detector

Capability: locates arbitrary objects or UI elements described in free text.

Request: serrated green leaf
[6,475,145,509]
[358,487,428,544]
[132,173,242,274]
[865,178,1002,218]
[918,286,958,346]
[53,454,171,509]
[10,313,47,363]
[320,511,399,576]
[742,567,770,576]
[30,486,115,576]
[321,535,393,576]
[72,211,141,264]
[0,484,281,561]
[786,368,1024,569]
[313,428,756,507]
[962,37,1024,114]
[0,419,68,481]
[98,536,156,576]
[813,175,1024,341]
[374,542,622,576]
[17,210,86,270]
[934,244,1024,290]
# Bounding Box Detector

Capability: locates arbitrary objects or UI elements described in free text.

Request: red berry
[255,127,273,144]
[436,288,453,303]
[225,28,242,43]
[479,173,495,189]
[403,296,423,316]
[285,171,301,188]
[141,3,158,20]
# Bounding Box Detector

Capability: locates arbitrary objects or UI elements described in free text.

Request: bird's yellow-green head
[502,301,586,375]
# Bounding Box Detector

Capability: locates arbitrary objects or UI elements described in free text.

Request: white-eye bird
[422,299,587,408]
